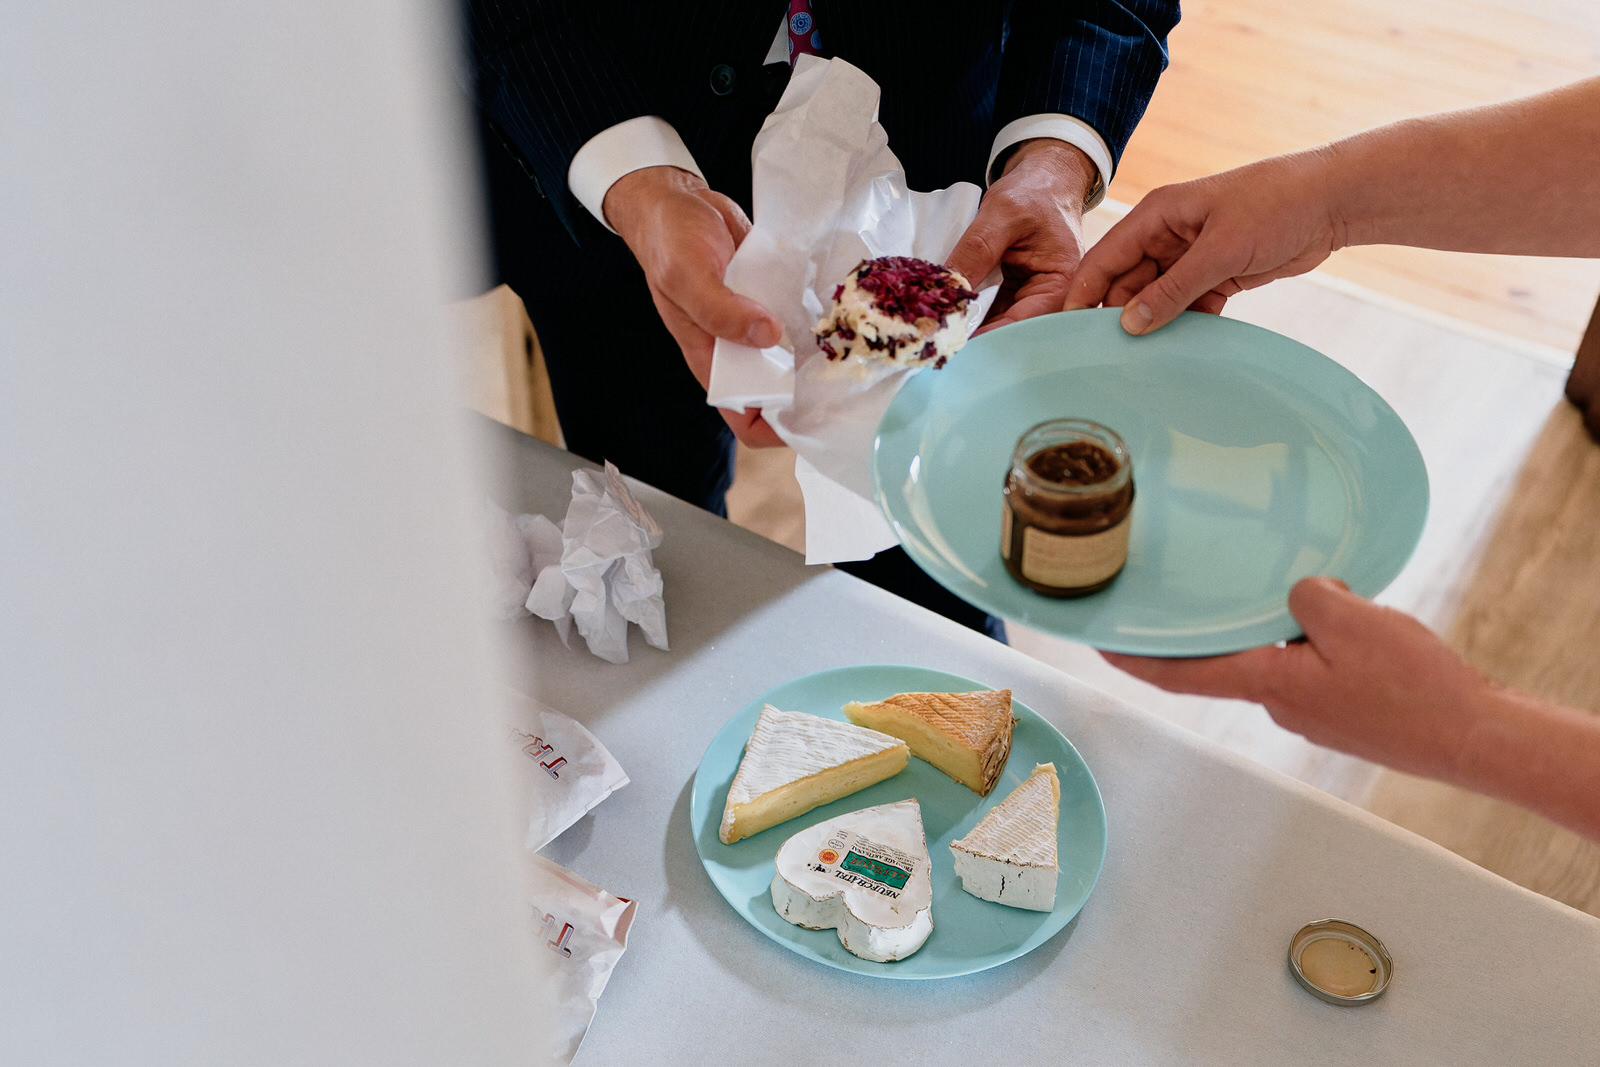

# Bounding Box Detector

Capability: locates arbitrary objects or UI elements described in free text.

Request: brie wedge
[770,799,934,962]
[842,689,1015,795]
[718,705,909,844]
[950,762,1060,911]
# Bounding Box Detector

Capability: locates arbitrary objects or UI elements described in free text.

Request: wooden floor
[1114,0,1600,354]
[1364,402,1600,916]
[724,0,1600,916]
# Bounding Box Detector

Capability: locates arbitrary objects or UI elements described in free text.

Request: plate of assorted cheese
[689,664,1106,979]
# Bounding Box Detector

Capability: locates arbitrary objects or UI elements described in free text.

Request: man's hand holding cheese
[947,137,1100,338]
[603,165,785,448]
[600,133,1107,448]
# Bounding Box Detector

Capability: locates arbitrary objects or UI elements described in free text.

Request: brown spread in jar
[1001,420,1134,597]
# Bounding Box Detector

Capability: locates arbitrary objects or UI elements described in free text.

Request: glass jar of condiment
[1001,419,1134,597]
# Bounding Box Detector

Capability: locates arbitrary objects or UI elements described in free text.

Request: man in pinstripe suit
[466,2,1179,635]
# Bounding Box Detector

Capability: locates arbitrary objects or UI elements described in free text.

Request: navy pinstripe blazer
[466,1,1179,239]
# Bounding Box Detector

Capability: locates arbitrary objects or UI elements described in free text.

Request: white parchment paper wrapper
[531,463,667,663]
[708,56,999,564]
[483,462,668,663]
[507,693,630,852]
[483,500,566,622]
[524,852,637,1065]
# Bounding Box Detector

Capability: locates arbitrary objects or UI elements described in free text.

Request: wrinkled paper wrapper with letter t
[509,694,630,853]
[708,56,999,564]
[503,693,634,1064]
[525,851,636,1065]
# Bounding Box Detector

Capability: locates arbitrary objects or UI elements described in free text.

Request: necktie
[788,0,822,67]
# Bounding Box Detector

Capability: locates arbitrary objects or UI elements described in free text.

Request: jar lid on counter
[1288,919,1393,1005]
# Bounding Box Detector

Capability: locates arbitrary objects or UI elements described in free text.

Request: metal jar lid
[1288,919,1393,1005]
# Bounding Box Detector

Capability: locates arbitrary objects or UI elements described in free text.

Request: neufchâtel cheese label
[812,830,918,896]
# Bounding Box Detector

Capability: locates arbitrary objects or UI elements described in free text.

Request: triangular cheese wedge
[950,762,1060,911]
[718,705,908,844]
[770,799,933,962]
[842,689,1014,795]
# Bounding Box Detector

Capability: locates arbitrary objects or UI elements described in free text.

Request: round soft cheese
[813,256,976,371]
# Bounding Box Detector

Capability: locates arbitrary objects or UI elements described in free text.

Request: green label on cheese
[841,849,909,890]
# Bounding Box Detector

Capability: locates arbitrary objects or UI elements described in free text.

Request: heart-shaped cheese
[769,799,933,962]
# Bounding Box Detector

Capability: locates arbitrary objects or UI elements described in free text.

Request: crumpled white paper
[484,501,566,623]
[484,461,668,663]
[708,56,999,564]
[525,851,637,1065]
[509,698,630,852]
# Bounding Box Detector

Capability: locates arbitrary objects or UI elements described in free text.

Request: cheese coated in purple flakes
[851,256,977,328]
[815,256,976,366]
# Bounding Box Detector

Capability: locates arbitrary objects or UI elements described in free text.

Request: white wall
[1,3,552,1062]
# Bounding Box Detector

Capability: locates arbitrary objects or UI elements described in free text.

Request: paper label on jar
[1020,521,1130,589]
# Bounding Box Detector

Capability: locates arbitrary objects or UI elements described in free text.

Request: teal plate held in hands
[690,665,1106,980]
[872,309,1429,656]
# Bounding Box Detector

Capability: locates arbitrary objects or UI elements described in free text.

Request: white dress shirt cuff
[987,114,1113,210]
[567,115,705,233]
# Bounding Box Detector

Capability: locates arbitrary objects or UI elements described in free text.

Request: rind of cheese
[842,689,1014,795]
[770,799,933,962]
[719,705,909,844]
[950,762,1060,912]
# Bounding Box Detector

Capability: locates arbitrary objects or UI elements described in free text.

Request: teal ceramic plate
[689,664,1106,980]
[873,309,1429,655]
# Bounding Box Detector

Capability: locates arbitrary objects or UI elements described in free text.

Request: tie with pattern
[787,0,822,67]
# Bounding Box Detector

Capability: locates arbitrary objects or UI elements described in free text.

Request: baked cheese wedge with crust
[842,688,1014,795]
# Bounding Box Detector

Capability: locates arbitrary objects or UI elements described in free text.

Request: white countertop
[484,419,1600,1065]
